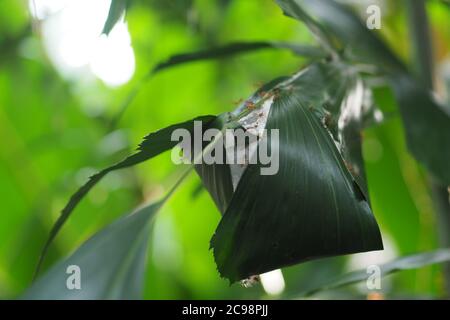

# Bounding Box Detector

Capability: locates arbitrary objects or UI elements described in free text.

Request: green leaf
[102,0,129,35]
[23,201,163,299]
[300,248,450,297]
[211,75,383,282]
[152,42,326,74]
[275,0,405,72]
[36,115,216,276]
[390,74,450,185]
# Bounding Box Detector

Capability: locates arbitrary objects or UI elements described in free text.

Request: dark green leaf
[24,201,163,299]
[152,41,326,74]
[102,0,129,35]
[211,79,383,282]
[275,0,405,72]
[36,115,216,276]
[390,74,450,185]
[301,248,450,296]
[284,62,371,196]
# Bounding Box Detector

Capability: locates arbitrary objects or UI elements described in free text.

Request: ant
[245,101,256,110]
[241,275,260,288]
[344,160,358,177]
[271,88,281,99]
[233,98,244,106]
[258,90,268,98]
[322,111,333,129]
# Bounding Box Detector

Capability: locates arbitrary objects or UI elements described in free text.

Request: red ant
[233,98,244,106]
[253,81,264,89]
[245,101,256,110]
[344,160,358,177]
[258,90,268,98]
[323,112,333,128]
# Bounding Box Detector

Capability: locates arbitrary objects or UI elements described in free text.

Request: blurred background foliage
[0,0,449,299]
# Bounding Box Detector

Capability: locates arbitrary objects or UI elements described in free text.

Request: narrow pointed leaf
[301,248,450,296]
[36,115,216,275]
[102,0,129,35]
[211,86,383,282]
[153,42,326,74]
[111,42,325,126]
[24,201,163,299]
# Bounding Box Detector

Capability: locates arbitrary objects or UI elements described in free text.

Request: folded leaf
[197,78,296,214]
[211,83,383,282]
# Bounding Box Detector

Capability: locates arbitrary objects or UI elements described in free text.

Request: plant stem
[405,0,450,295]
